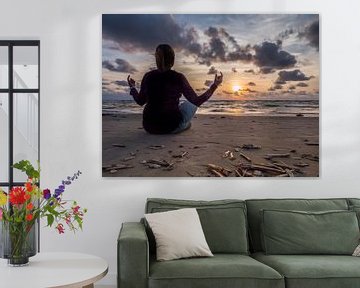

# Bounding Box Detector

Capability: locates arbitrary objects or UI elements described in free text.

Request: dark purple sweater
[130,69,217,134]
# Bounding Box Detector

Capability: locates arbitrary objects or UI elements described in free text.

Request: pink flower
[56,223,65,234]
[0,208,3,220]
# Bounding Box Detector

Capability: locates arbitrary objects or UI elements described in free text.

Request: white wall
[1,0,360,285]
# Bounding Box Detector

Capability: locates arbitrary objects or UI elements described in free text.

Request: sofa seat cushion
[149,254,284,288]
[252,252,360,288]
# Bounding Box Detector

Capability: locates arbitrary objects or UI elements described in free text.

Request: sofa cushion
[253,252,360,288]
[261,209,359,255]
[146,198,248,254]
[145,208,213,261]
[348,205,360,228]
[246,198,349,252]
[149,254,284,288]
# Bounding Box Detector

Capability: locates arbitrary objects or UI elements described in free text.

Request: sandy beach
[102,114,319,177]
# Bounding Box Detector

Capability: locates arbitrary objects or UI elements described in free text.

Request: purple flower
[43,189,51,200]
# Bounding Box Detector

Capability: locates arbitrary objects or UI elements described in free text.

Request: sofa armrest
[118,222,149,288]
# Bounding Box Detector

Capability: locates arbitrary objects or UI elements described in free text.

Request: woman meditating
[127,44,223,134]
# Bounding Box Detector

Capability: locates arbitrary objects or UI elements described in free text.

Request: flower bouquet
[0,160,87,266]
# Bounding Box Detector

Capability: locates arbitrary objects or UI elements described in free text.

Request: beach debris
[207,164,232,177]
[301,154,319,162]
[290,149,297,153]
[172,151,188,158]
[239,153,251,162]
[234,147,240,152]
[147,164,162,169]
[241,144,261,150]
[186,171,195,177]
[148,145,165,150]
[209,169,225,177]
[265,153,290,160]
[223,150,236,160]
[103,164,133,173]
[112,144,126,148]
[294,162,309,167]
[253,170,263,177]
[296,113,304,117]
[305,142,319,146]
[179,145,184,148]
[130,152,136,156]
[141,159,174,170]
[122,156,135,162]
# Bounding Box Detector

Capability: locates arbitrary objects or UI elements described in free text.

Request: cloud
[102,58,138,73]
[222,90,233,95]
[277,69,314,82]
[247,82,256,86]
[243,88,256,93]
[244,69,255,74]
[297,82,309,87]
[103,14,201,55]
[200,26,252,65]
[253,41,296,74]
[269,84,283,91]
[232,67,237,73]
[207,66,218,75]
[299,20,319,51]
[204,80,213,87]
[114,80,129,87]
[288,85,296,90]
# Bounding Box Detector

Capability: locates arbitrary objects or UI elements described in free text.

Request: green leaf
[47,214,54,227]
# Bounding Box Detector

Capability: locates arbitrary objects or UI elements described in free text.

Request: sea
[102,99,319,117]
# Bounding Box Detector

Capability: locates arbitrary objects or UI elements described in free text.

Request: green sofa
[118,198,360,288]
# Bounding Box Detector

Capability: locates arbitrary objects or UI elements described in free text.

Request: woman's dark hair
[155,44,175,71]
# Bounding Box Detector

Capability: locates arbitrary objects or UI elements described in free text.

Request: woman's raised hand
[127,75,136,88]
[213,72,223,87]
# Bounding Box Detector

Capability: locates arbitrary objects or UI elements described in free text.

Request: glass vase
[0,220,37,266]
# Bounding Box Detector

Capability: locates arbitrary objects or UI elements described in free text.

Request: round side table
[0,252,108,288]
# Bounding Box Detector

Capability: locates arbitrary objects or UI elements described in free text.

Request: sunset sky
[102,14,319,101]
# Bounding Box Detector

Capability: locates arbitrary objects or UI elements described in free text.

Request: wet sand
[102,114,319,177]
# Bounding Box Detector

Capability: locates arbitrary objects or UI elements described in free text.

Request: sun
[232,85,242,92]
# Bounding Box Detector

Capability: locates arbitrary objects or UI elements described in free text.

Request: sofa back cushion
[261,209,360,255]
[246,198,349,252]
[145,198,249,254]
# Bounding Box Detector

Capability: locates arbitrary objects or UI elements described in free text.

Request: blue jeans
[172,100,198,134]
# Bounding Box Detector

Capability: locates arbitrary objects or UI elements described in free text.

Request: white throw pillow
[145,208,213,261]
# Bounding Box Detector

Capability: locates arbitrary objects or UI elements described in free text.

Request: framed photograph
[102,14,319,177]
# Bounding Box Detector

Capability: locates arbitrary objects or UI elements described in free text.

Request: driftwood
[207,164,232,176]
[301,154,319,162]
[305,142,319,146]
[265,153,290,160]
[173,151,188,158]
[239,153,251,162]
[209,169,225,177]
[148,145,165,150]
[112,144,126,148]
[241,144,261,150]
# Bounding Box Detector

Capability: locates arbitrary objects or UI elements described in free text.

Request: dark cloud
[222,90,233,95]
[204,80,213,87]
[253,41,296,74]
[278,28,295,40]
[269,84,283,91]
[232,67,237,73]
[288,85,296,90]
[103,14,200,55]
[277,69,314,82]
[200,27,252,65]
[297,82,309,87]
[243,88,256,93]
[299,20,319,51]
[207,66,218,75]
[114,80,128,87]
[244,69,255,74]
[102,59,137,74]
[247,82,256,86]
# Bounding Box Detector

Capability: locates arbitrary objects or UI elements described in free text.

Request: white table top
[0,252,108,288]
